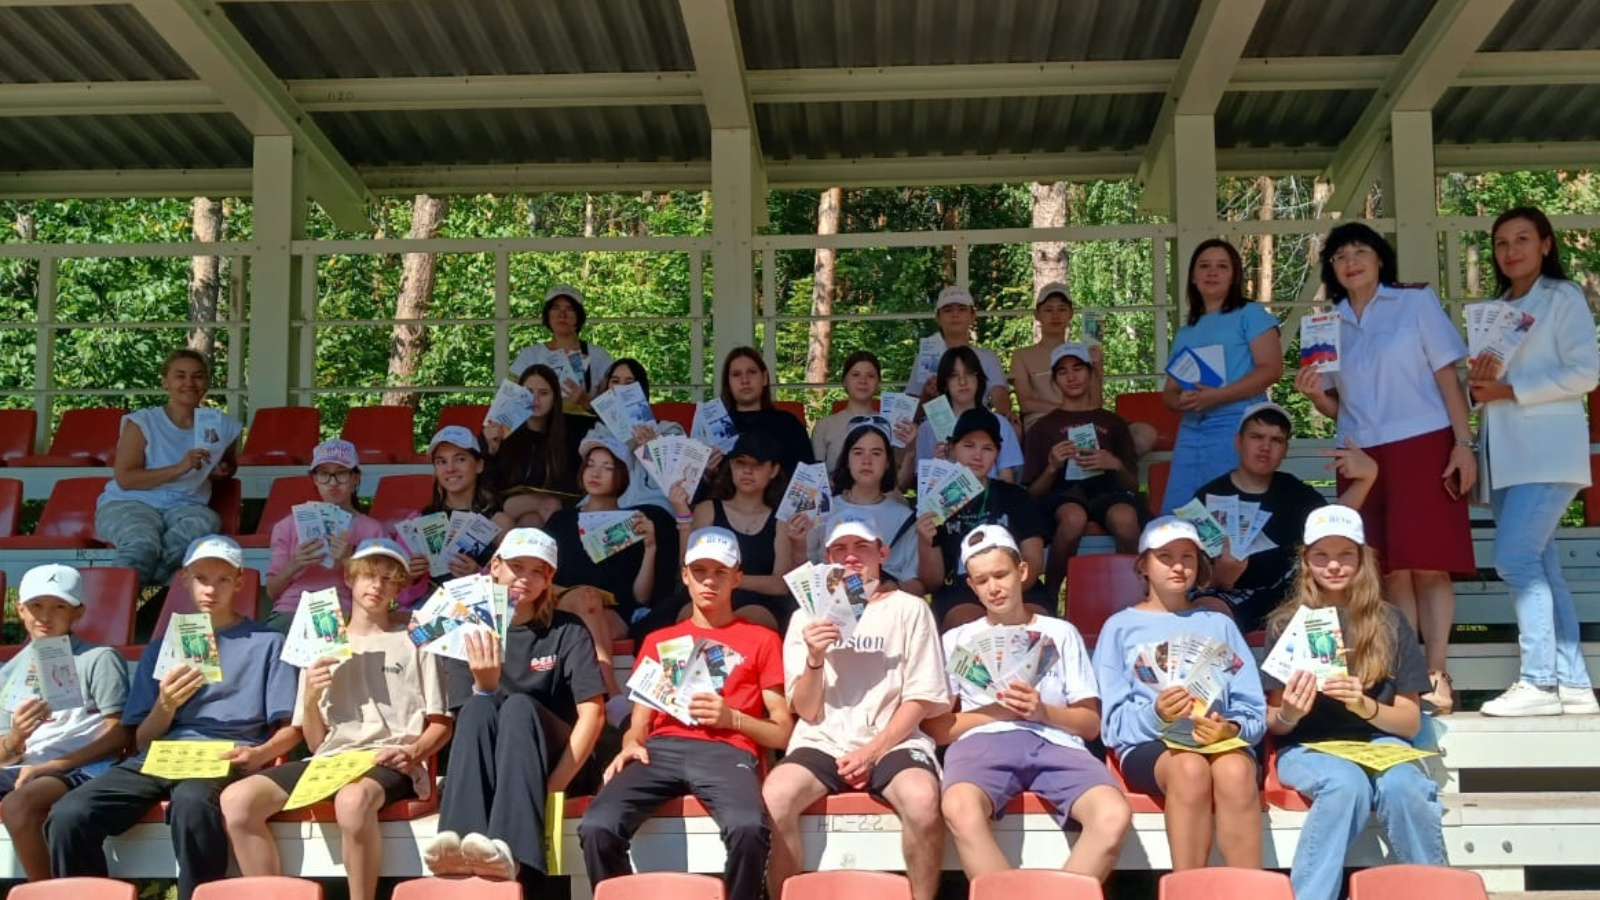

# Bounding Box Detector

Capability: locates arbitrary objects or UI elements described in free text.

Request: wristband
[1359,699,1380,721]
[806,659,824,670]
[1274,710,1300,729]
[473,689,495,698]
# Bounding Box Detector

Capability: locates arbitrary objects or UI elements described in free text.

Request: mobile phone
[1442,471,1462,501]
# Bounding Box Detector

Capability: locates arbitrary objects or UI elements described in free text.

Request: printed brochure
[1299,312,1341,372]
[690,400,738,453]
[776,462,832,522]
[1260,605,1349,687]
[625,636,744,727]
[395,511,451,578]
[1165,344,1225,390]
[154,613,223,683]
[591,382,656,444]
[484,379,536,432]
[879,392,920,448]
[0,635,83,712]
[948,625,1060,706]
[1129,633,1245,749]
[923,394,957,443]
[578,509,646,562]
[279,587,353,668]
[915,458,983,527]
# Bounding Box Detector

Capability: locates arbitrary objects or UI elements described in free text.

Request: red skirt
[1338,427,1475,576]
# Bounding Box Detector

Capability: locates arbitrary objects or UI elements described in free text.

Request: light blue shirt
[1169,303,1279,390]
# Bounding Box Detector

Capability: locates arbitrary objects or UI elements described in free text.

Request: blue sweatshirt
[1091,606,1266,751]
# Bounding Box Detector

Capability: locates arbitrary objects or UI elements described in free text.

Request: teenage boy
[1187,401,1379,632]
[0,565,131,881]
[1022,343,1145,604]
[46,535,299,900]
[932,525,1132,880]
[221,538,452,900]
[765,515,951,900]
[917,408,1049,631]
[908,285,1015,423]
[578,526,793,900]
[1012,283,1093,429]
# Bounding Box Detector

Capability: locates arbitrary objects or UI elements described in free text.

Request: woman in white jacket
[1471,207,1600,717]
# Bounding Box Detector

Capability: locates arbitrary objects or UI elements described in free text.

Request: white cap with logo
[1304,505,1365,546]
[309,438,359,471]
[1050,342,1094,369]
[685,526,741,567]
[184,534,244,569]
[19,564,84,607]
[959,524,1019,569]
[935,285,975,310]
[497,528,559,569]
[428,425,479,456]
[1138,517,1203,553]
[350,537,410,568]
[825,514,880,548]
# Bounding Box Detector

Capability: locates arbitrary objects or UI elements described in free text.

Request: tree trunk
[383,194,449,408]
[805,187,843,386]
[1029,181,1069,291]
[187,197,223,358]
[1257,176,1275,307]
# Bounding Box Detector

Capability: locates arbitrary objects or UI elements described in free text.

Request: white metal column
[710,128,757,368]
[248,135,307,414]
[1391,110,1441,285]
[1170,114,1219,328]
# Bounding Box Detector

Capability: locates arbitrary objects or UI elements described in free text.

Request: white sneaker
[1558,685,1600,714]
[461,832,519,882]
[423,830,469,876]
[1480,681,1563,717]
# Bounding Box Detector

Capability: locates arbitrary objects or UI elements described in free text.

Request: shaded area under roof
[1242,0,1433,57]
[1216,90,1376,149]
[0,5,194,83]
[0,113,251,169]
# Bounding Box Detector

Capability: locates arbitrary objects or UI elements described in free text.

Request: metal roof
[0,0,1598,216]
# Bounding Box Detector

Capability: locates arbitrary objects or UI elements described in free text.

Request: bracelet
[731,710,744,731]
[806,659,824,670]
[1455,439,1478,450]
[472,688,495,698]
[1359,698,1380,721]
[1274,710,1299,729]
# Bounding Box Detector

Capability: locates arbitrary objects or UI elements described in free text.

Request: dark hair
[720,346,773,412]
[839,350,881,380]
[1490,206,1568,295]
[541,291,587,331]
[712,452,785,508]
[831,424,897,495]
[425,441,498,516]
[603,357,651,401]
[161,348,211,378]
[582,443,632,498]
[935,346,988,401]
[1239,407,1292,438]
[1185,239,1250,326]
[500,363,572,490]
[1319,223,1399,303]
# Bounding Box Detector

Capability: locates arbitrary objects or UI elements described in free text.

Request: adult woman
[485,364,583,527]
[1161,239,1283,513]
[811,351,889,470]
[1265,506,1445,900]
[802,419,921,594]
[510,285,614,408]
[96,349,242,587]
[898,346,1023,491]
[1294,223,1476,714]
[1092,517,1265,871]
[1470,207,1599,716]
[720,347,814,478]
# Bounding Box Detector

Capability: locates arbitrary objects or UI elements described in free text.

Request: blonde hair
[1265,543,1394,687]
[345,554,408,585]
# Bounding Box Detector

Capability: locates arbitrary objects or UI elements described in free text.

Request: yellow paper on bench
[283,750,380,810]
[544,791,565,876]
[1303,741,1436,771]
[1162,736,1251,755]
[141,740,234,779]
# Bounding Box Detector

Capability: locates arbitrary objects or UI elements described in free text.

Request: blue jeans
[1491,482,1590,688]
[1277,738,1446,900]
[1162,397,1262,514]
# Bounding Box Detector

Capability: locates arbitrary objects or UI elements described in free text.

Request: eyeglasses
[312,470,354,485]
[1330,246,1375,266]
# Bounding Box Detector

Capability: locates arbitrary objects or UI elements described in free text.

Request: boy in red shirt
[577,526,794,900]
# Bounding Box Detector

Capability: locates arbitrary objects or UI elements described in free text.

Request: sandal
[1423,669,1454,716]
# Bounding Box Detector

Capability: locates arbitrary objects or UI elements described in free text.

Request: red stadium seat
[0,408,38,462]
[193,877,322,900]
[1589,386,1600,444]
[0,477,22,536]
[238,407,320,467]
[830,398,880,414]
[1348,865,1488,900]
[1159,868,1292,900]
[1261,738,1312,811]
[594,873,726,900]
[342,406,422,464]
[9,877,137,900]
[652,401,696,432]
[153,567,261,638]
[370,474,437,530]
[209,476,242,536]
[435,403,491,437]
[0,476,109,549]
[236,476,322,548]
[1587,456,1600,526]
[74,566,140,648]
[1147,460,1171,517]
[390,878,521,900]
[782,871,910,900]
[774,399,808,430]
[969,869,1104,900]
[9,407,128,467]
[1114,392,1178,453]
[1063,553,1143,645]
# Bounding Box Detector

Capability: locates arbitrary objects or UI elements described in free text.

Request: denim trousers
[1161,396,1262,514]
[1277,738,1446,900]
[1491,481,1590,688]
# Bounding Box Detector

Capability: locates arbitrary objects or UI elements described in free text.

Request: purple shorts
[941,729,1118,830]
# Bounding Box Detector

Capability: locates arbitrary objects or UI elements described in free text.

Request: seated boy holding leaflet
[45,536,300,900]
[0,564,131,882]
[222,538,453,900]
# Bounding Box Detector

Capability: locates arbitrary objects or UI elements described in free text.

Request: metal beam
[1323,0,1516,212]
[1136,0,1268,216]
[678,0,754,130]
[128,0,373,230]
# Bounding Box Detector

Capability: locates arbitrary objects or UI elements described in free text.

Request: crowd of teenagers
[0,205,1595,900]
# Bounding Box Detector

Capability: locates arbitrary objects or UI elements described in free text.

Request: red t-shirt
[637,618,784,757]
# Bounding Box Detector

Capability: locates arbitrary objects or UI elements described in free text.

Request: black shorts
[1117,739,1259,798]
[1044,488,1147,533]
[776,746,939,802]
[257,757,417,807]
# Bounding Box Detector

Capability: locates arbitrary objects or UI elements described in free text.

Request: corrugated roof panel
[736,0,1193,69]
[756,94,1164,160]
[0,114,251,169]
[224,0,694,79]
[310,105,711,167]
[1215,89,1374,148]
[1436,85,1600,144]
[1482,0,1600,51]
[0,5,194,83]
[1244,0,1432,57]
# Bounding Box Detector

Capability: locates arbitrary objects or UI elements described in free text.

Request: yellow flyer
[1303,740,1436,771]
[544,791,565,876]
[1163,736,1252,755]
[283,750,380,810]
[141,740,235,779]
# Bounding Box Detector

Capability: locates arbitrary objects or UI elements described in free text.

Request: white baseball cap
[309,438,359,471]
[184,534,244,569]
[428,425,479,456]
[684,526,741,567]
[1036,281,1072,306]
[545,284,586,307]
[825,514,880,548]
[959,524,1019,569]
[19,564,84,607]
[350,537,409,568]
[935,285,976,311]
[1238,401,1294,435]
[1138,517,1203,553]
[497,527,559,569]
[1050,342,1094,370]
[579,435,631,466]
[1304,505,1365,546]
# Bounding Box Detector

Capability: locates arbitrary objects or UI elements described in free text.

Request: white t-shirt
[0,637,129,769]
[1324,284,1467,448]
[941,614,1097,752]
[98,406,241,511]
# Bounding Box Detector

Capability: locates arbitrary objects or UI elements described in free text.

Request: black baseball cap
[949,408,1003,447]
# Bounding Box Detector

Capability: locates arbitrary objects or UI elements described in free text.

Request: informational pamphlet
[292,502,334,568]
[636,435,712,496]
[908,334,946,394]
[776,462,832,522]
[279,587,353,668]
[923,394,957,443]
[1129,633,1246,749]
[523,345,584,397]
[1166,344,1225,390]
[411,574,502,661]
[879,392,920,448]
[395,511,451,579]
[484,379,536,432]
[442,511,500,567]
[591,382,656,444]
[193,406,228,456]
[141,740,234,779]
[625,635,745,727]
[1303,740,1436,771]
[1464,301,1536,375]
[1081,309,1106,348]
[1299,312,1341,372]
[578,509,646,562]
[915,458,983,526]
[154,613,223,682]
[281,750,378,810]
[947,625,1060,706]
[1260,605,1349,687]
[1065,422,1101,480]
[690,400,738,453]
[0,635,83,712]
[1172,498,1228,558]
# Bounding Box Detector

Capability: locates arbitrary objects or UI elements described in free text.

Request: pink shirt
[267,511,389,614]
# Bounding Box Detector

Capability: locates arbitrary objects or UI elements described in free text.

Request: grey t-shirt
[0,636,129,767]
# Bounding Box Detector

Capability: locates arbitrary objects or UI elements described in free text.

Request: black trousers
[438,692,567,874]
[578,736,768,900]
[45,760,239,900]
